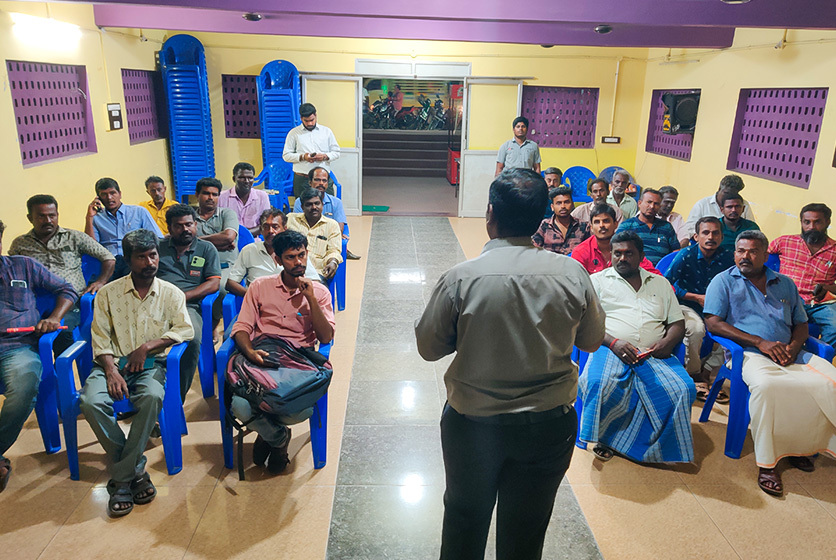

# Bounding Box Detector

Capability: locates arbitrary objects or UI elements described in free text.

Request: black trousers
[439,403,577,560]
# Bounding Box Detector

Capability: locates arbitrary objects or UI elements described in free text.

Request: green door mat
[362,205,390,212]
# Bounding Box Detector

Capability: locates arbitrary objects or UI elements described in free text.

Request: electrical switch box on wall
[106,103,122,131]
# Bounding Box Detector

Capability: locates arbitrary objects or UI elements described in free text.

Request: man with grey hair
[657,185,690,248]
[684,174,756,236]
[543,167,563,188]
[606,169,638,219]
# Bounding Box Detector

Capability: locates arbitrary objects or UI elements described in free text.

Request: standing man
[769,203,836,348]
[684,174,756,236]
[283,103,340,198]
[718,192,760,251]
[287,189,342,282]
[616,189,680,265]
[606,169,638,219]
[293,166,360,260]
[495,116,541,176]
[532,186,590,255]
[139,176,177,236]
[218,163,271,237]
[85,177,163,279]
[572,205,660,275]
[657,186,690,248]
[571,179,624,224]
[415,169,605,560]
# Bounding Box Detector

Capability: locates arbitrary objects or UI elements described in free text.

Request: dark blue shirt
[664,245,734,313]
[719,218,760,251]
[615,217,679,265]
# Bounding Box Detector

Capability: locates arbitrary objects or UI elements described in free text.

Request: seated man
[227,208,318,299]
[572,204,660,275]
[616,189,679,265]
[606,169,638,219]
[218,162,271,237]
[230,230,335,473]
[664,217,733,402]
[84,177,162,279]
[286,188,342,282]
[293,166,360,260]
[705,230,836,496]
[571,178,624,224]
[543,166,563,188]
[155,204,221,401]
[0,219,77,494]
[139,176,178,236]
[579,231,695,463]
[769,203,836,348]
[684,174,756,236]
[80,229,194,517]
[532,186,590,255]
[10,194,115,354]
[718,192,760,251]
[657,185,690,248]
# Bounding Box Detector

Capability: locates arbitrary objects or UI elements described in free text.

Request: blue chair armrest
[805,336,835,361]
[79,293,95,331]
[55,340,88,412]
[166,341,188,387]
[319,341,332,359]
[674,342,686,365]
[201,292,219,318]
[38,330,60,357]
[707,333,744,374]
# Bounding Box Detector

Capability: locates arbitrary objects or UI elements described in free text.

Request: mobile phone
[636,350,652,360]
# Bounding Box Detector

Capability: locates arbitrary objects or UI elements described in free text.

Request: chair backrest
[562,166,595,203]
[81,255,102,284]
[765,253,780,272]
[655,250,679,275]
[329,170,343,199]
[238,225,255,250]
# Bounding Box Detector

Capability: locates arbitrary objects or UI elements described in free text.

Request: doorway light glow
[11,13,82,51]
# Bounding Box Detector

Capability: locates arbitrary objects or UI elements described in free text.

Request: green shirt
[719,218,760,251]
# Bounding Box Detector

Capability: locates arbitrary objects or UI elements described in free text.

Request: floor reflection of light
[388,269,425,284]
[400,385,416,410]
[400,473,425,504]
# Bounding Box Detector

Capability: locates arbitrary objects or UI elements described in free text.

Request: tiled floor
[3,215,836,560]
[362,176,458,216]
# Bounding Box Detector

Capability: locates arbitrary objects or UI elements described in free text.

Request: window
[222,74,259,138]
[7,60,96,165]
[645,89,696,161]
[727,88,828,189]
[121,69,163,145]
[521,86,598,148]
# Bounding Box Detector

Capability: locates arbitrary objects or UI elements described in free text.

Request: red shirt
[768,235,836,304]
[571,236,662,276]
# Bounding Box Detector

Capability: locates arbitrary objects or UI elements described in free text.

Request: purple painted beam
[93,5,735,48]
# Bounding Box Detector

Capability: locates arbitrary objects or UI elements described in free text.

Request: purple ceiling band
[728,88,827,189]
[222,74,260,138]
[522,86,599,149]
[645,89,695,161]
[7,60,97,166]
[121,69,163,145]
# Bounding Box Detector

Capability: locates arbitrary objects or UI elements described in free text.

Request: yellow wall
[635,29,836,239]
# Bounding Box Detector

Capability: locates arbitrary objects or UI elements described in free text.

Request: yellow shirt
[140,199,178,235]
[286,213,343,275]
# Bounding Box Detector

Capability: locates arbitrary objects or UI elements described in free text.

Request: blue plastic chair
[699,334,834,459]
[561,166,595,203]
[598,166,622,185]
[255,162,292,212]
[765,253,780,272]
[654,251,680,276]
[237,225,255,251]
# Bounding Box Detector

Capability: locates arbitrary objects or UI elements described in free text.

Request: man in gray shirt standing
[495,116,541,176]
[415,169,605,560]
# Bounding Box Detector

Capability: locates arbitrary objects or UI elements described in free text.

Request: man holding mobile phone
[283,103,340,198]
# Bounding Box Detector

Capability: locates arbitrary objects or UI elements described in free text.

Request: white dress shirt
[684,194,756,236]
[282,123,340,175]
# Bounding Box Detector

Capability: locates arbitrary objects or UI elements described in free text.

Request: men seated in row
[616,189,680,265]
[293,166,360,260]
[685,174,755,236]
[85,178,163,279]
[9,195,115,355]
[80,229,193,517]
[155,205,221,401]
[705,230,836,496]
[769,203,836,348]
[287,188,343,282]
[657,186,690,248]
[229,230,335,473]
[0,219,78,494]
[532,187,590,255]
[664,217,733,402]
[571,178,624,224]
[718,191,760,251]
[140,176,178,236]
[579,231,695,463]
[607,169,637,220]
[218,162,270,237]
[227,209,319,298]
[572,205,661,275]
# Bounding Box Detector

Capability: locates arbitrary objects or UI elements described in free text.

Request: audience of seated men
[139,176,178,236]
[287,188,342,282]
[85,177,162,279]
[685,174,756,236]
[704,230,836,497]
[606,169,638,220]
[664,217,733,402]
[229,230,335,474]
[543,166,563,188]
[572,204,661,275]
[0,219,78,494]
[615,189,680,265]
[227,209,318,299]
[155,204,221,401]
[293,166,360,260]
[719,192,760,251]
[571,178,624,224]
[768,203,836,348]
[579,231,695,464]
[80,229,194,517]
[532,187,590,255]
[10,194,115,355]
[218,162,271,237]
[657,185,691,248]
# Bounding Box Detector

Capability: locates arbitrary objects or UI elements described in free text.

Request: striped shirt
[616,217,680,265]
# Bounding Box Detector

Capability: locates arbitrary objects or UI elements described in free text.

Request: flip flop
[758,468,783,497]
[107,480,134,517]
[0,458,11,494]
[714,390,730,404]
[592,444,614,462]
[694,382,710,402]
[130,472,157,505]
[788,456,815,472]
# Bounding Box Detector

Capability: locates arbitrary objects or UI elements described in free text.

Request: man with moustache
[616,189,679,265]
[218,163,271,237]
[283,103,340,197]
[543,167,563,188]
[532,186,590,255]
[684,174,756,237]
[656,186,690,248]
[571,179,624,225]
[606,169,637,219]
[718,192,760,251]
[571,204,661,275]
[139,176,178,236]
[286,189,342,282]
[293,166,360,260]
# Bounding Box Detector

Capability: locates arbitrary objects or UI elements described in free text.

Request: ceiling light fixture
[720,0,751,4]
[594,24,613,34]
[242,12,263,22]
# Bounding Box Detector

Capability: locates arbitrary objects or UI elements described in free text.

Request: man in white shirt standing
[684,174,756,236]
[283,103,341,198]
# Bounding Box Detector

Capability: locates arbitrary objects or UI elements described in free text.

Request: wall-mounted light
[594,24,613,34]
[11,12,82,51]
[242,12,263,21]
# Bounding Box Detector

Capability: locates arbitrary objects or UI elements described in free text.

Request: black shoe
[267,429,291,474]
[346,250,361,260]
[253,435,271,467]
[149,423,161,439]
[116,410,139,421]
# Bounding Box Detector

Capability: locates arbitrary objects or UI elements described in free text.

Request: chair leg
[64,402,81,481]
[34,372,62,454]
[198,324,216,399]
[573,393,587,450]
[699,371,728,423]
[724,376,751,460]
[310,393,328,469]
[217,375,234,470]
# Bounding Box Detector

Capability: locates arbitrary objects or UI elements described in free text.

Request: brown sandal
[592,444,614,462]
[0,458,10,494]
[758,468,783,496]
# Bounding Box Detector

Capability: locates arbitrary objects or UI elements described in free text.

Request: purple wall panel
[727,88,827,189]
[645,89,695,161]
[7,60,97,166]
[222,74,259,138]
[522,86,598,149]
[121,69,162,145]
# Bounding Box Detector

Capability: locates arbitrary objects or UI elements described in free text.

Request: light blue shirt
[293,192,347,224]
[92,203,163,256]
[704,265,807,350]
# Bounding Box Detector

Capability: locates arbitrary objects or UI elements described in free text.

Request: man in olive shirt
[416,169,605,560]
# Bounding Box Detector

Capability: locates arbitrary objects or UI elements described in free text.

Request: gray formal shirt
[415,237,606,416]
[496,138,541,170]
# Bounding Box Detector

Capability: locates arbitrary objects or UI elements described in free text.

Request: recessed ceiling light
[720,0,751,4]
[242,12,263,21]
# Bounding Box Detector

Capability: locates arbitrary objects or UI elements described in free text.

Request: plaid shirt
[532,216,590,256]
[768,235,836,304]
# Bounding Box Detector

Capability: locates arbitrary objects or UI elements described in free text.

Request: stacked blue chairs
[257,60,301,198]
[561,166,594,203]
[255,162,292,212]
[160,35,215,202]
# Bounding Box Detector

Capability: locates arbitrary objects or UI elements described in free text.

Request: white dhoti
[743,351,836,468]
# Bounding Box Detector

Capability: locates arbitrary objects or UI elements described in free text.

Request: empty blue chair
[654,251,680,275]
[255,162,292,212]
[598,166,622,185]
[562,166,595,203]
